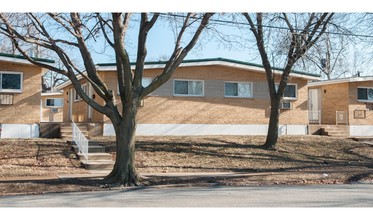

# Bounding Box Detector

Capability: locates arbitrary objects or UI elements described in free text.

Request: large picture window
[0,72,22,92]
[357,87,373,102]
[174,79,203,96]
[224,82,253,98]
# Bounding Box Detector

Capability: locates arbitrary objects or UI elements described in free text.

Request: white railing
[336,110,348,125]
[72,121,88,161]
[308,110,321,124]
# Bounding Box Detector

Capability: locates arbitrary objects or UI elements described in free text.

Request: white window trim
[357,86,373,103]
[117,77,153,95]
[173,79,204,97]
[276,83,298,100]
[45,98,64,108]
[73,89,80,102]
[224,81,253,98]
[0,71,23,93]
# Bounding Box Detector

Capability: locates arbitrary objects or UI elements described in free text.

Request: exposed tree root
[101,169,142,188]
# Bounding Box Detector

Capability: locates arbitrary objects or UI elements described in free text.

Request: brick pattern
[0,61,44,124]
[64,65,310,125]
[311,80,373,125]
[41,94,64,122]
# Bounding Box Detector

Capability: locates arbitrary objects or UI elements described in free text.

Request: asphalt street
[1,183,373,207]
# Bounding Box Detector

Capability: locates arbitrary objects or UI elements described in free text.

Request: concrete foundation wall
[0,124,39,138]
[350,125,373,136]
[103,123,308,136]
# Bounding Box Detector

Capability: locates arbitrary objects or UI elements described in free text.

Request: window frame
[173,79,204,97]
[357,87,373,103]
[0,71,23,93]
[117,77,153,95]
[224,81,253,98]
[45,98,64,108]
[275,83,298,100]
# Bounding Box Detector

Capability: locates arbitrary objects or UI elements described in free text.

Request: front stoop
[320,125,349,137]
[61,123,89,140]
[69,141,115,172]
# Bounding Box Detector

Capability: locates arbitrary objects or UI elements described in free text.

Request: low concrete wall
[0,124,39,138]
[350,125,373,137]
[103,123,308,136]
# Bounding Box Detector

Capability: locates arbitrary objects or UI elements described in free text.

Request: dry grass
[92,135,373,174]
[0,139,88,177]
[1,135,373,196]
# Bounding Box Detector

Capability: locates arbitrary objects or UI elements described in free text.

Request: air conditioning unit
[281,101,292,110]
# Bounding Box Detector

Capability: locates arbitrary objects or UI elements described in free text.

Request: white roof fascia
[55,74,85,90]
[41,92,64,96]
[97,60,319,80]
[0,56,53,66]
[308,76,373,87]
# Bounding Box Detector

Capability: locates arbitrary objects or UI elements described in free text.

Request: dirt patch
[1,136,373,196]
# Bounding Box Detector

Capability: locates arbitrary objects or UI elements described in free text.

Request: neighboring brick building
[0,52,54,138]
[308,76,373,136]
[57,58,320,136]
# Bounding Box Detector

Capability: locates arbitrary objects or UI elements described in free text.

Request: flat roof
[0,52,55,65]
[57,57,320,90]
[308,76,373,87]
[97,57,320,79]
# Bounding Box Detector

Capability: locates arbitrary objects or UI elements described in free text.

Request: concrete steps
[70,140,115,171]
[321,125,348,137]
[60,123,89,140]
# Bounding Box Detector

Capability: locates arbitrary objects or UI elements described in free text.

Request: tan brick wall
[311,80,373,125]
[348,81,373,125]
[62,81,105,123]
[41,94,64,122]
[0,61,45,124]
[105,65,309,125]
[63,65,310,125]
[319,83,350,124]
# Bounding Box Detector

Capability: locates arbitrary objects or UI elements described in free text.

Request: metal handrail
[72,121,88,161]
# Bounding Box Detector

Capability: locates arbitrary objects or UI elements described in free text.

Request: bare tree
[242,13,334,149]
[0,12,213,186]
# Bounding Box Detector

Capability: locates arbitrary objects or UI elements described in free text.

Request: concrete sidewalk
[1,167,373,183]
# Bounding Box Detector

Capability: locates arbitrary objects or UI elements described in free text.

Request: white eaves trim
[55,74,85,90]
[97,60,320,81]
[0,55,53,66]
[308,76,373,87]
[41,92,64,96]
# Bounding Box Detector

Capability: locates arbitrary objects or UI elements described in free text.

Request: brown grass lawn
[1,135,373,196]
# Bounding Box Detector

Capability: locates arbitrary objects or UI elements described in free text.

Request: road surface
[1,183,373,207]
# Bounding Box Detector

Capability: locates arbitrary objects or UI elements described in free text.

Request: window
[174,79,203,96]
[45,98,64,107]
[142,77,152,87]
[276,83,297,100]
[224,82,253,98]
[357,87,373,102]
[117,78,152,95]
[0,72,22,92]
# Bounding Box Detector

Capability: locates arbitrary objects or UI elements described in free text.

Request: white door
[308,89,320,123]
[69,88,73,121]
[87,84,92,121]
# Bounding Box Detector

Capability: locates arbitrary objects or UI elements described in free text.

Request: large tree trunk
[103,103,140,187]
[263,97,281,150]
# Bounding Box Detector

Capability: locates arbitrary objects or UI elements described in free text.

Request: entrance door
[308,89,320,123]
[87,84,92,121]
[68,88,73,121]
